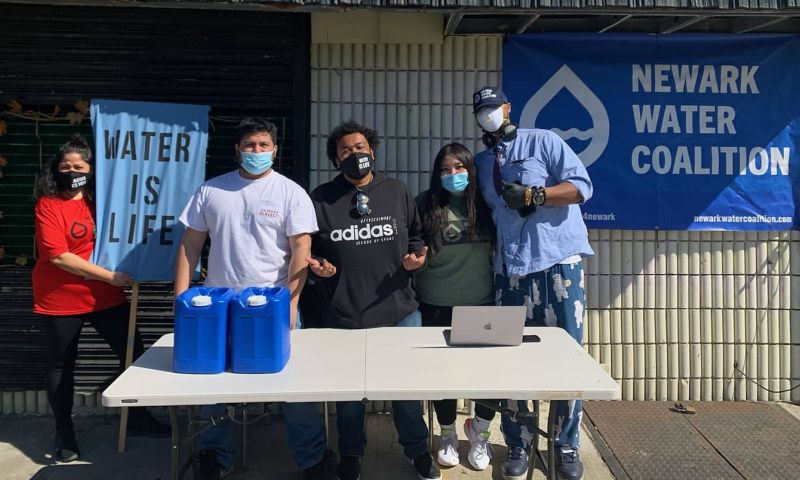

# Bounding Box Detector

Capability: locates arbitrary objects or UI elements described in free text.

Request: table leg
[527,401,540,480]
[426,400,434,452]
[242,404,248,469]
[547,403,557,480]
[188,406,197,480]
[117,407,129,453]
[169,406,180,480]
[324,402,331,447]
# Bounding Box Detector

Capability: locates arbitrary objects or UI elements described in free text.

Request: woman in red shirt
[33,135,168,462]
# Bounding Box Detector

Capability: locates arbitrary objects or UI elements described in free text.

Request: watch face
[533,189,546,205]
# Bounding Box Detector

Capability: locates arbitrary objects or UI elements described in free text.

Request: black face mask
[339,152,374,179]
[56,171,90,192]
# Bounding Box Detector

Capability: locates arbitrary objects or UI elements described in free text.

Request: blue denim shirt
[475,128,594,276]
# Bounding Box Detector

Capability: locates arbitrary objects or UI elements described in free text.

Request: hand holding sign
[109,271,135,287]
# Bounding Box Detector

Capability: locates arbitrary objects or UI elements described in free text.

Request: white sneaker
[436,429,460,467]
[464,417,493,471]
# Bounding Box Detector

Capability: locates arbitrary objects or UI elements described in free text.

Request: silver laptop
[445,306,527,346]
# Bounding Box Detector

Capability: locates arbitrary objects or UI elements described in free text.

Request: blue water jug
[230,287,291,374]
[173,287,235,374]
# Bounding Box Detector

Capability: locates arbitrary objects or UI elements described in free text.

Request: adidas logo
[331,223,395,242]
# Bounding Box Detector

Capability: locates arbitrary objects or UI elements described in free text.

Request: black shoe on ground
[127,409,171,438]
[556,446,584,480]
[54,428,81,463]
[501,446,529,480]
[198,449,221,480]
[409,452,441,480]
[303,449,335,479]
[336,455,361,480]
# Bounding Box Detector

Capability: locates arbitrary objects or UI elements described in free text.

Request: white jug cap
[191,295,212,307]
[247,295,268,307]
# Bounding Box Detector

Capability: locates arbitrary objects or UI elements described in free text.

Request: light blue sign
[504,33,800,230]
[90,99,208,280]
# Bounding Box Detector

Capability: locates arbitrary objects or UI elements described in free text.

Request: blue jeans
[335,310,428,459]
[198,311,325,471]
[495,262,585,450]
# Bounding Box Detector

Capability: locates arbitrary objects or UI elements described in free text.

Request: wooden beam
[514,14,541,34]
[660,15,708,34]
[444,13,464,37]
[598,14,634,33]
[735,16,790,34]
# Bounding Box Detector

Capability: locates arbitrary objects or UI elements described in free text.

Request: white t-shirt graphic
[179,170,318,291]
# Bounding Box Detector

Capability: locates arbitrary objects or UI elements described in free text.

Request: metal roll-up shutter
[0,4,310,392]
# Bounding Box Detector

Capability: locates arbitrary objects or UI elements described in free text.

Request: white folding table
[103,329,367,479]
[365,326,618,401]
[364,326,619,480]
[103,326,619,480]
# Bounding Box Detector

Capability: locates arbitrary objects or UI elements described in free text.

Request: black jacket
[310,172,424,329]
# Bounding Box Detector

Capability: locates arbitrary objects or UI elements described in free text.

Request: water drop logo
[519,65,609,168]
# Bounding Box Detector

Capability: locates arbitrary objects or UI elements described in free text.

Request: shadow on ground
[3,412,553,480]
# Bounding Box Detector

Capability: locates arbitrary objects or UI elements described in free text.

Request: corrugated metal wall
[310,35,799,404]
[584,230,797,403]
[310,37,501,193]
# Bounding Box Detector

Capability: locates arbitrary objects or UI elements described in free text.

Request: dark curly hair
[36,134,95,203]
[236,117,278,145]
[325,120,380,166]
[419,143,494,256]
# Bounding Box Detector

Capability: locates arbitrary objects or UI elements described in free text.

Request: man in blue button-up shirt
[464,86,594,480]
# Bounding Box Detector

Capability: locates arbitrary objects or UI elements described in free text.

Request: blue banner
[503,34,800,230]
[90,99,208,280]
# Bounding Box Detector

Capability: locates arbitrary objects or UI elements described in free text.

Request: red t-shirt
[32,195,126,315]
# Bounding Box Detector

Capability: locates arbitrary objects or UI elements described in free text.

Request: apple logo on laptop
[484,323,492,330]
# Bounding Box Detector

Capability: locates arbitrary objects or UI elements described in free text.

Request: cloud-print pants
[494,261,585,450]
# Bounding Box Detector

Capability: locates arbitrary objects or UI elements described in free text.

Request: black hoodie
[310,172,424,329]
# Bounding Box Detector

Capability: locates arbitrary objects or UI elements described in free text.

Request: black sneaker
[127,409,171,438]
[409,452,441,480]
[501,446,529,480]
[303,450,335,479]
[556,446,584,480]
[198,449,221,480]
[54,428,81,463]
[336,455,361,480]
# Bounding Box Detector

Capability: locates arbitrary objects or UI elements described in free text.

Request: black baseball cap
[472,86,507,113]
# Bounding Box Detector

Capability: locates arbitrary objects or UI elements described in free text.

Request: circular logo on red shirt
[70,221,89,239]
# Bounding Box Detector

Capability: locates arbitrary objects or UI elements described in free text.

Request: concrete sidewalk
[0,404,613,480]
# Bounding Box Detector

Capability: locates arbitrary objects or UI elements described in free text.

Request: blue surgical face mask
[240,151,273,175]
[441,172,469,193]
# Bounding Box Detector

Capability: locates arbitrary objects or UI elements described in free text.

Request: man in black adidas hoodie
[304,120,440,480]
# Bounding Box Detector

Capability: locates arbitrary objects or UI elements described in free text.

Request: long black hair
[420,143,494,256]
[36,134,95,203]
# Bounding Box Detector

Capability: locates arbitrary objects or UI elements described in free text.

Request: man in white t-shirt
[174,118,328,480]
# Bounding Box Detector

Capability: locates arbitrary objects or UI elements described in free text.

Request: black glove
[501,181,536,217]
[501,181,528,209]
[517,204,537,217]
